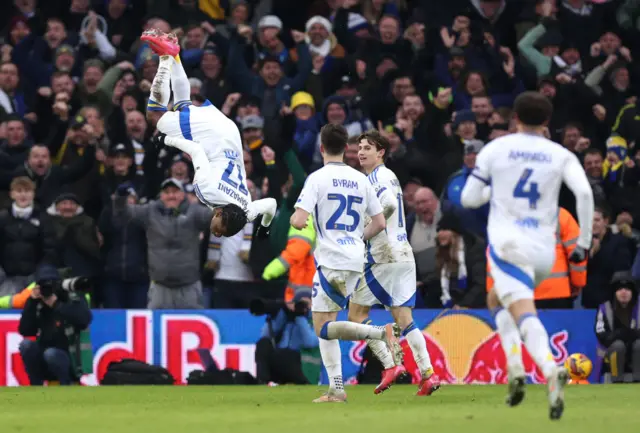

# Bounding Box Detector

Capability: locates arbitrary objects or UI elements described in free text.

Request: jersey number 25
[326,194,362,232]
[513,168,540,209]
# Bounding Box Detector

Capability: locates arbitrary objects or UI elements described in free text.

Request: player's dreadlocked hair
[221,203,248,236]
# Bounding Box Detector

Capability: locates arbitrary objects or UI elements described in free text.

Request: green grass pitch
[0,385,635,433]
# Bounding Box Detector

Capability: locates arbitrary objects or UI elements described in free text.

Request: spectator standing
[441,139,488,239]
[436,213,486,309]
[114,178,213,309]
[595,271,640,383]
[582,206,633,308]
[47,192,102,280]
[407,187,442,307]
[207,220,256,309]
[0,177,55,296]
[98,186,148,309]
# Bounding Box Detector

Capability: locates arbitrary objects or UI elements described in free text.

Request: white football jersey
[295,162,383,272]
[472,132,593,251]
[159,101,277,224]
[366,164,413,263]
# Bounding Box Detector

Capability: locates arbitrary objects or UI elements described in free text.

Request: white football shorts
[311,266,361,313]
[351,262,417,308]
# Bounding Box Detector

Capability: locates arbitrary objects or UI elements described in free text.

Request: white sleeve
[247,198,277,226]
[374,182,397,219]
[562,153,594,249]
[365,182,383,216]
[461,147,492,208]
[93,30,117,60]
[294,177,317,214]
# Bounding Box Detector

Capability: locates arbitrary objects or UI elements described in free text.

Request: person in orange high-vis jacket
[0,282,35,309]
[487,208,587,308]
[262,215,316,303]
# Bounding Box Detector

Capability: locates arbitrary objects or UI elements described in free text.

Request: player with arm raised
[290,124,400,403]
[350,130,441,396]
[461,91,594,420]
[141,29,276,237]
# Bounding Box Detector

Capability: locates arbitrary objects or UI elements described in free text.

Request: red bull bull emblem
[399,313,569,384]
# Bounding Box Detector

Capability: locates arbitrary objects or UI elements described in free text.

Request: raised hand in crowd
[222,93,242,116]
[500,47,515,78]
[603,54,618,69]
[291,30,305,44]
[440,27,456,49]
[592,104,606,122]
[201,21,216,35]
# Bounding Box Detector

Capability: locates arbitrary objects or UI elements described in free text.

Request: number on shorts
[325,194,362,232]
[513,168,540,209]
[222,161,249,196]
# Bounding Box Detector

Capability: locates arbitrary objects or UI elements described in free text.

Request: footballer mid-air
[461,91,594,420]
[141,29,276,237]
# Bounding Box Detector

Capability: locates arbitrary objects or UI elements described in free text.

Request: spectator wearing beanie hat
[290,16,347,98]
[311,95,373,168]
[595,271,640,383]
[47,192,102,280]
[193,44,231,108]
[290,91,320,170]
[227,23,312,120]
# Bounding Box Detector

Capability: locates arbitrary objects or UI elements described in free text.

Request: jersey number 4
[326,194,362,232]
[222,161,249,196]
[513,168,540,209]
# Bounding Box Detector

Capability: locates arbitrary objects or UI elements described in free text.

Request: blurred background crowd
[1,0,640,314]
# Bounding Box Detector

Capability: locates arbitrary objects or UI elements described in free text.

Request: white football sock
[319,339,343,391]
[495,308,525,377]
[326,321,385,341]
[518,314,556,379]
[170,54,191,104]
[367,338,395,369]
[404,325,433,377]
[149,55,172,107]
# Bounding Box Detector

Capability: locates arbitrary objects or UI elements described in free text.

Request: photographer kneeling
[18,266,92,385]
[253,291,319,385]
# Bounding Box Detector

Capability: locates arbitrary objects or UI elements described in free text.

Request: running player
[141,29,276,237]
[461,91,594,420]
[290,124,400,403]
[350,130,441,396]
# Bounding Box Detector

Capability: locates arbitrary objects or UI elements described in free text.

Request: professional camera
[249,298,309,318]
[37,277,91,298]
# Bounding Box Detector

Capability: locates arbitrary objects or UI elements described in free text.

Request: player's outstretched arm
[160,135,212,179]
[562,155,594,250]
[363,213,386,241]
[377,187,397,220]
[461,177,491,208]
[290,208,310,230]
[248,198,277,226]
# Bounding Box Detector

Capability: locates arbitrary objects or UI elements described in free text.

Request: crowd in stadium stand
[1,0,640,311]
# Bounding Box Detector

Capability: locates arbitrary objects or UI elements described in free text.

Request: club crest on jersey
[224,150,239,160]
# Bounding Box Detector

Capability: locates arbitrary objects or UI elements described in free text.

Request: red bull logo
[400,313,569,384]
[0,312,257,386]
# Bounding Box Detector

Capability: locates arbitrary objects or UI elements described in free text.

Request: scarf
[307,38,331,58]
[440,237,467,307]
[12,203,33,219]
[553,56,582,76]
